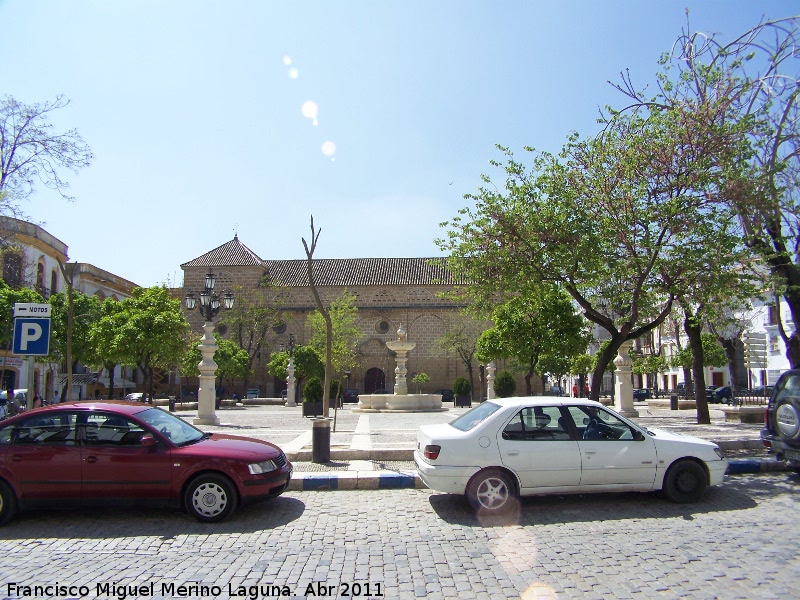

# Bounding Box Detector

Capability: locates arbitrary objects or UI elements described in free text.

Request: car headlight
[714,447,726,460]
[248,460,278,474]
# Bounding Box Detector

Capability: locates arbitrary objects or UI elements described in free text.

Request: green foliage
[303,376,323,402]
[48,291,101,367]
[452,376,471,397]
[330,379,343,400]
[632,352,669,377]
[267,345,324,382]
[181,337,252,381]
[570,353,596,377]
[412,372,431,393]
[670,333,726,369]
[493,371,516,398]
[307,291,360,373]
[0,282,45,350]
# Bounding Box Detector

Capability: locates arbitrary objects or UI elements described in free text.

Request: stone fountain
[354,324,447,413]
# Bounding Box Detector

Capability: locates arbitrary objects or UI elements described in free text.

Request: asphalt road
[0,472,799,599]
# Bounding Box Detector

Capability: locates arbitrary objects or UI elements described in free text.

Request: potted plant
[452,376,472,407]
[302,377,323,417]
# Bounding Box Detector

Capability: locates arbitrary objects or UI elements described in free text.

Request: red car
[0,401,292,525]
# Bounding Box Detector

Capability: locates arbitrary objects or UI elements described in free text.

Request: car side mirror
[633,430,645,441]
[141,434,158,447]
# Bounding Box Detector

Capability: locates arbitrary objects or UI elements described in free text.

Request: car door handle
[584,450,597,455]
[11,456,21,462]
[84,456,98,463]
[506,450,519,456]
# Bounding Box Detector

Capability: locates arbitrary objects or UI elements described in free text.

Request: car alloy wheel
[467,469,515,512]
[663,459,707,503]
[185,474,237,522]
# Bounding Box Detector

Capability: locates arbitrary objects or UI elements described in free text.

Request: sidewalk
[173,401,789,491]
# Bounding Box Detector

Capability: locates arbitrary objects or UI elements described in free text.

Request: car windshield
[449,402,501,432]
[135,407,205,446]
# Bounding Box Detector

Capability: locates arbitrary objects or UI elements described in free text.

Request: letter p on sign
[12,318,51,356]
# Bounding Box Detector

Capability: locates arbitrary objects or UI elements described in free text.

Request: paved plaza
[0,472,798,599]
[1,401,795,600]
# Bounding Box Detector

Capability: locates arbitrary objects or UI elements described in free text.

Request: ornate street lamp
[184,272,234,426]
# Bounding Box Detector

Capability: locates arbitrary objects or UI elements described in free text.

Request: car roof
[24,400,154,416]
[487,396,603,408]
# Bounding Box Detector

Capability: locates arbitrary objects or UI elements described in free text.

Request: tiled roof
[262,257,461,287]
[181,236,264,268]
[182,238,463,286]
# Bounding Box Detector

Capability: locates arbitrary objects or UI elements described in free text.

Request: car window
[502,406,571,441]
[84,412,146,446]
[5,412,78,445]
[773,373,800,405]
[449,402,502,432]
[135,407,204,445]
[567,405,637,441]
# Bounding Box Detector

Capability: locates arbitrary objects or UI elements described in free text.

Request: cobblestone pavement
[0,472,798,599]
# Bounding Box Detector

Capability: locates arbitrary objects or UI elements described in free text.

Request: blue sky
[1,1,796,288]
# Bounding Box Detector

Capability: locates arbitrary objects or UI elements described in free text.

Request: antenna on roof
[233,222,239,239]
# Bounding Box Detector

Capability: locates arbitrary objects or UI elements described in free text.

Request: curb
[286,458,795,492]
[285,448,413,462]
[287,471,422,491]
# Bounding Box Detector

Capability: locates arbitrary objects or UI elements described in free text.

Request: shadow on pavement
[427,473,800,527]
[0,496,308,539]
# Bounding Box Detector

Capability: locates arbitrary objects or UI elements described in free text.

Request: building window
[767,305,779,326]
[50,270,58,295]
[376,320,390,335]
[2,252,23,288]
[770,335,781,355]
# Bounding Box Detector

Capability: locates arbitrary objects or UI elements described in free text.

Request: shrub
[303,377,323,402]
[452,376,471,397]
[329,379,343,400]
[494,371,516,398]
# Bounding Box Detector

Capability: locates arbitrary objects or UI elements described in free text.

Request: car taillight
[765,407,770,427]
[424,445,441,460]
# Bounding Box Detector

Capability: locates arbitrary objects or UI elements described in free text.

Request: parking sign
[12,317,51,356]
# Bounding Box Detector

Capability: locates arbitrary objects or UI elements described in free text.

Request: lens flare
[301,101,319,126]
[321,141,336,160]
[282,54,292,65]
[288,68,299,79]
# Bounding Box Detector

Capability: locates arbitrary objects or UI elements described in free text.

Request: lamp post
[184,271,234,426]
[281,334,297,407]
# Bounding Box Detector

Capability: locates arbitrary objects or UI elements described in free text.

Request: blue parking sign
[12,318,51,356]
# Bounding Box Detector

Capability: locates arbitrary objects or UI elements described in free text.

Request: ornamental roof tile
[181,236,264,268]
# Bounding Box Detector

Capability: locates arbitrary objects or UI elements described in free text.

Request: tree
[266,345,323,397]
[302,216,333,420]
[0,281,44,392]
[217,283,284,396]
[432,315,486,401]
[307,291,360,377]
[493,370,516,398]
[412,372,430,393]
[90,297,128,399]
[614,17,800,367]
[0,95,92,212]
[182,337,251,395]
[48,290,101,374]
[93,286,188,401]
[472,285,588,395]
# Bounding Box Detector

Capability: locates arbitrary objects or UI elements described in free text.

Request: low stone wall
[720,405,765,424]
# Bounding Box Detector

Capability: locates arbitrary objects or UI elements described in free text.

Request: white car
[415,397,728,513]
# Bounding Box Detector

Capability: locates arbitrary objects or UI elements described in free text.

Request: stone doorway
[364,368,386,394]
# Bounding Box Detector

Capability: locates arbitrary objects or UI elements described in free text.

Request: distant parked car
[706,386,721,403]
[343,389,359,403]
[632,389,652,401]
[246,389,260,399]
[124,393,144,402]
[435,389,455,402]
[373,389,388,394]
[713,386,733,404]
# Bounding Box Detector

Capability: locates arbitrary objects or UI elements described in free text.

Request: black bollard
[311,417,332,463]
[670,394,679,411]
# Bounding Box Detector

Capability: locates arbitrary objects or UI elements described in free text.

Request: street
[0,472,798,599]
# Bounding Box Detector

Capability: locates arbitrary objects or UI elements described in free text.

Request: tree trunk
[684,313,710,424]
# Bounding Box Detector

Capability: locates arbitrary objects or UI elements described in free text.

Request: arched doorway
[364,368,386,394]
